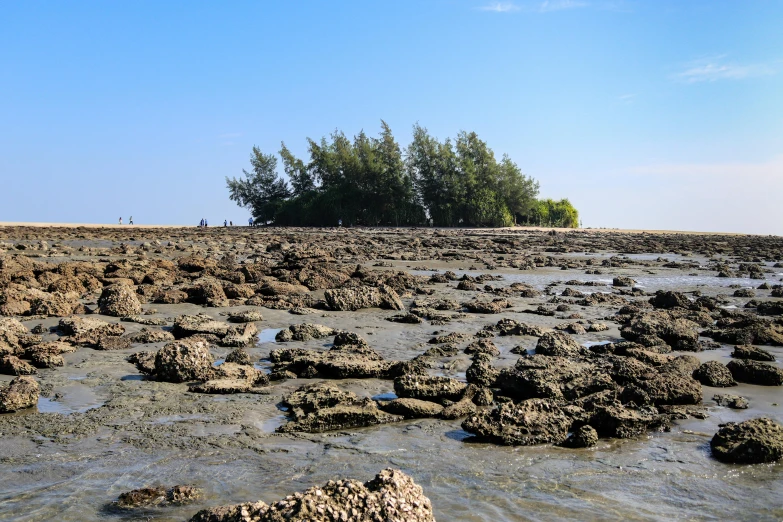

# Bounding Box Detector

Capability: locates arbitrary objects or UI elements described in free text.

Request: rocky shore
[0,225,782,521]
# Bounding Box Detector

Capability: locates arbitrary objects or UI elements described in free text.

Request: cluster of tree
[227,122,579,228]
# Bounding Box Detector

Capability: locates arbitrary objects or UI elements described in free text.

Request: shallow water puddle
[37,384,104,414]
[256,414,288,432]
[257,328,282,344]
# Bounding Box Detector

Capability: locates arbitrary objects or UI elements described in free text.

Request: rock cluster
[189,469,435,522]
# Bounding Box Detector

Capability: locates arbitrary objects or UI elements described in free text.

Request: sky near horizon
[1,1,781,234]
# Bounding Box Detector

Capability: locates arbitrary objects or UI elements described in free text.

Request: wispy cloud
[479,2,520,12]
[618,93,637,103]
[219,132,243,139]
[538,0,588,12]
[674,56,776,83]
[478,0,590,13]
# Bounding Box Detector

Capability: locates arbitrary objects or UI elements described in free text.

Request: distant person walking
[119,217,122,225]
[224,219,227,227]
[229,220,233,226]
[199,218,204,228]
[248,217,253,227]
[338,218,342,228]
[205,219,208,227]
[129,216,134,225]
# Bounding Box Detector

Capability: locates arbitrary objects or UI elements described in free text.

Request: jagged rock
[713,394,749,409]
[272,343,402,380]
[535,331,582,357]
[561,425,599,448]
[125,328,175,344]
[726,359,783,386]
[495,319,545,337]
[613,276,636,287]
[188,469,434,522]
[710,417,783,464]
[259,281,310,297]
[275,323,336,342]
[333,331,369,347]
[220,322,258,347]
[59,317,126,347]
[464,338,499,356]
[463,298,511,314]
[28,292,79,317]
[757,301,783,316]
[379,398,444,418]
[172,314,231,339]
[693,361,737,387]
[705,317,783,346]
[277,398,402,433]
[466,353,499,388]
[620,311,700,350]
[227,310,264,323]
[96,335,132,350]
[128,351,156,375]
[189,278,229,307]
[428,332,472,344]
[440,396,478,420]
[324,285,404,311]
[282,382,359,414]
[387,313,423,324]
[0,355,37,376]
[731,344,775,362]
[224,347,251,365]
[116,485,202,509]
[462,399,570,446]
[394,374,466,402]
[188,378,266,394]
[649,290,691,309]
[153,339,214,383]
[99,284,143,317]
[589,403,670,438]
[0,375,39,412]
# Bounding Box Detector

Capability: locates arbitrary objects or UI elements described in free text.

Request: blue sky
[1,1,781,233]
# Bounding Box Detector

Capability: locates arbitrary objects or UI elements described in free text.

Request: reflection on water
[371,392,397,401]
[37,387,105,415]
[257,328,283,344]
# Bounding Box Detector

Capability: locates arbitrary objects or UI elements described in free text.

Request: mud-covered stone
[0,375,39,412]
[99,284,143,317]
[275,323,336,342]
[710,417,783,464]
[535,331,582,357]
[0,355,37,376]
[731,344,775,362]
[116,485,202,509]
[153,339,214,383]
[394,374,466,402]
[726,359,783,386]
[713,394,749,409]
[324,284,404,311]
[561,425,599,448]
[379,398,444,418]
[693,361,737,387]
[277,399,403,433]
[462,399,570,446]
[188,469,434,522]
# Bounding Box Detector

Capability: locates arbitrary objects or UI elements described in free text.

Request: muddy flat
[0,226,781,521]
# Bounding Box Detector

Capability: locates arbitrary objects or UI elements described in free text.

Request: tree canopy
[226,122,578,228]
